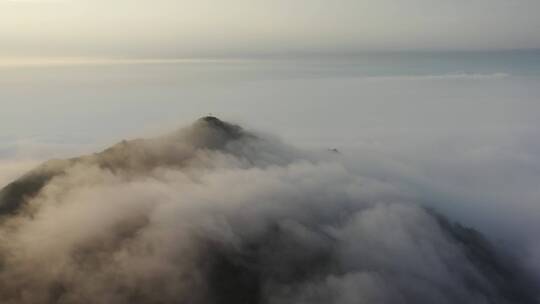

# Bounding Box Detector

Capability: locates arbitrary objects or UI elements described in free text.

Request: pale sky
[1,0,540,58]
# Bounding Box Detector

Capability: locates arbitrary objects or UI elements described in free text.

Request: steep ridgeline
[0,116,245,215]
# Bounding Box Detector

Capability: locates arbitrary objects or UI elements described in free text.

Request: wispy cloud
[0,118,536,303]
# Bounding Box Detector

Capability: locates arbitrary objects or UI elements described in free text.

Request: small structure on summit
[328,148,340,154]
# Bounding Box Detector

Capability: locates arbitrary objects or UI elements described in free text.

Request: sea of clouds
[1,58,540,303]
[0,117,536,304]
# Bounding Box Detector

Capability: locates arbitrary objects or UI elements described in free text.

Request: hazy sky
[1,0,540,58]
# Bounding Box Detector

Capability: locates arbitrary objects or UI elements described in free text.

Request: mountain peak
[195,116,244,140]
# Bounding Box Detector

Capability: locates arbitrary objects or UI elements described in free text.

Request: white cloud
[0,118,536,303]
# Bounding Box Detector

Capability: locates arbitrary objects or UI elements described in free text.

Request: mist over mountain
[0,117,537,304]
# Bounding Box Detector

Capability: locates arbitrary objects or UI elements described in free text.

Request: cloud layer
[0,117,536,303]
